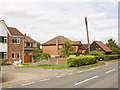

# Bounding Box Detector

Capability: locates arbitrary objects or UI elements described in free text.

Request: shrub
[0,62,6,66]
[103,55,120,61]
[67,55,97,67]
[41,52,51,60]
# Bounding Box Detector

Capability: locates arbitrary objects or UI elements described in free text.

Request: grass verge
[16,61,105,70]
[104,59,120,62]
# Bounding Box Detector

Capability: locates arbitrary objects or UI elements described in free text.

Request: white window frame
[12,38,20,44]
[4,52,7,59]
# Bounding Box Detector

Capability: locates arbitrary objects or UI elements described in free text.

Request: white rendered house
[0,20,8,60]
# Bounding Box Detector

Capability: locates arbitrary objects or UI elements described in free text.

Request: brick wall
[7,34,24,63]
[42,45,59,55]
[49,58,67,64]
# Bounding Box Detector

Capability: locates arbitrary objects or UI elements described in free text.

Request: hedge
[67,56,97,67]
[103,55,120,61]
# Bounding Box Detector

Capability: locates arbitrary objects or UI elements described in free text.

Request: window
[0,36,7,43]
[4,52,7,59]
[12,52,15,59]
[26,42,31,47]
[17,52,20,59]
[12,38,20,44]
[0,52,7,60]
[33,43,37,47]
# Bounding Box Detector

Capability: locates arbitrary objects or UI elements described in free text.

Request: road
[4,62,119,89]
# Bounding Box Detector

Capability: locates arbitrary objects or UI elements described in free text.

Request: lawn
[16,61,105,70]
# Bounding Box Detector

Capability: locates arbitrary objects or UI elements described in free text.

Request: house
[85,41,112,55]
[42,36,82,57]
[24,35,38,63]
[79,44,88,54]
[0,20,24,63]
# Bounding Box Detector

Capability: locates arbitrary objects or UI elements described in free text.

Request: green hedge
[67,56,97,67]
[103,55,120,61]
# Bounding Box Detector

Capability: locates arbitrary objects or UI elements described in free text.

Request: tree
[33,42,42,60]
[41,52,51,60]
[106,38,120,55]
[61,40,74,57]
[90,48,105,56]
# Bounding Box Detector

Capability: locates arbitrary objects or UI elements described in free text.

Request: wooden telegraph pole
[85,17,90,54]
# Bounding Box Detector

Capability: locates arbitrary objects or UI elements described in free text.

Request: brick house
[0,20,24,63]
[24,35,38,63]
[42,36,82,57]
[85,41,112,55]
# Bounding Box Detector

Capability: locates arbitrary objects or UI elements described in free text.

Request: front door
[24,53,32,63]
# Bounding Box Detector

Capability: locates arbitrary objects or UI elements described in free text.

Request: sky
[0,0,119,44]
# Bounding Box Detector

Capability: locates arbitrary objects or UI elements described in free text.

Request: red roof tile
[7,27,24,36]
[95,41,112,52]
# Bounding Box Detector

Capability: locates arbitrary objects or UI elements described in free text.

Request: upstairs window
[12,38,20,44]
[0,52,7,60]
[0,36,7,43]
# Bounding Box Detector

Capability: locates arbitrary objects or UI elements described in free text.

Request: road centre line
[39,78,50,82]
[105,69,116,74]
[74,75,99,86]
[21,82,35,86]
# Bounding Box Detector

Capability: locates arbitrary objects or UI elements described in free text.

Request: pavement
[1,61,119,89]
[1,65,75,88]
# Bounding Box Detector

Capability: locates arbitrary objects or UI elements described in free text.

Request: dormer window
[12,38,20,44]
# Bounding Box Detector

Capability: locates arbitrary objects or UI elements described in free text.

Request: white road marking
[39,78,50,82]
[67,73,73,75]
[74,75,99,86]
[8,87,12,88]
[21,82,35,86]
[77,70,83,73]
[105,69,116,74]
[56,76,64,78]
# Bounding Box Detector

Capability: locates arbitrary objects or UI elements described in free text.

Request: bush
[41,52,51,60]
[0,62,6,66]
[103,55,120,61]
[67,55,97,67]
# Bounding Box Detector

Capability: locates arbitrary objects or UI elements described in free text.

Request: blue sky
[0,0,118,44]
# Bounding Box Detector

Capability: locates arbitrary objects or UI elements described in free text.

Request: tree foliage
[90,48,105,56]
[41,52,51,60]
[33,42,42,60]
[61,40,74,57]
[106,38,120,55]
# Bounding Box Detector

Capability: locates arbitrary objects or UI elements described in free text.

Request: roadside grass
[76,61,105,70]
[16,61,105,70]
[104,59,120,62]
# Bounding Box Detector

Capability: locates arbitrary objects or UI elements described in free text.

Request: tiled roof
[81,44,88,49]
[73,41,82,45]
[95,41,112,52]
[7,27,24,36]
[24,36,38,43]
[42,36,81,45]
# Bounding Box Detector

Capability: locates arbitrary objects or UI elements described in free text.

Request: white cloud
[0,1,118,44]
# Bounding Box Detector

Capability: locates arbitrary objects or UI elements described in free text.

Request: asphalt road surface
[5,62,119,89]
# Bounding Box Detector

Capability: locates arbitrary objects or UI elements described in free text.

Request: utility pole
[85,17,90,54]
